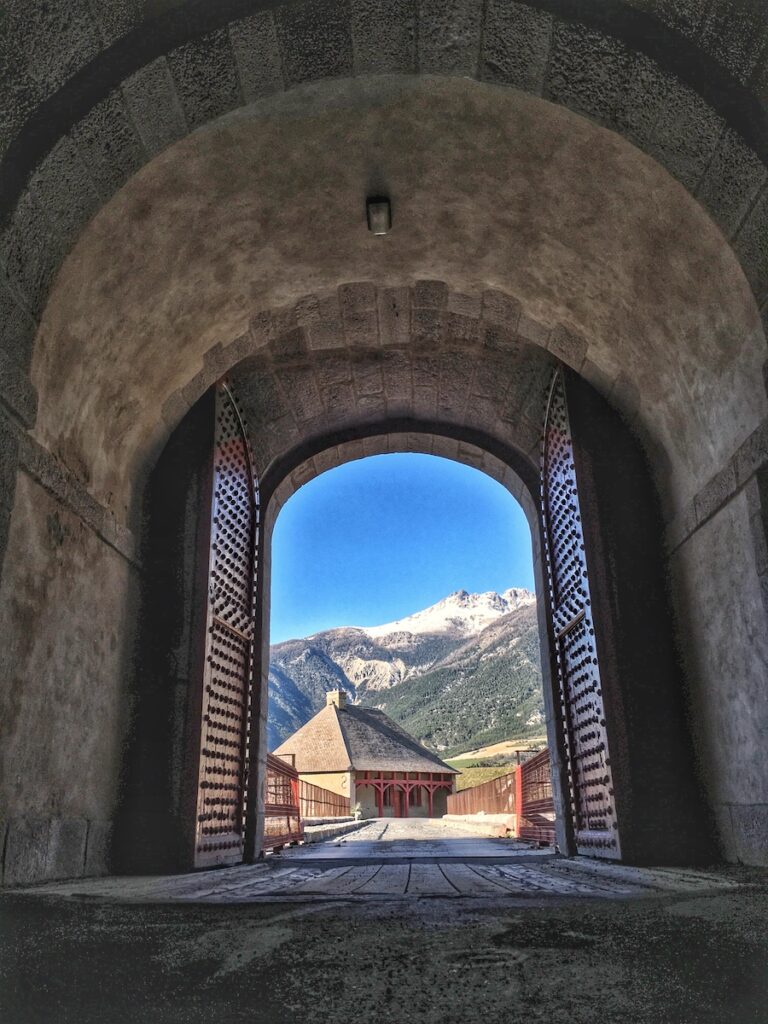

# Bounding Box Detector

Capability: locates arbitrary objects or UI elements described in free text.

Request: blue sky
[269,453,535,643]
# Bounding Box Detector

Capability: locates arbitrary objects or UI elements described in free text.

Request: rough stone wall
[671,485,768,865]
[0,473,138,884]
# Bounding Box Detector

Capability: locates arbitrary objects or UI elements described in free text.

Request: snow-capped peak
[359,588,535,639]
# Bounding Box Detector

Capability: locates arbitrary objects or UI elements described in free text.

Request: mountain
[268,589,545,756]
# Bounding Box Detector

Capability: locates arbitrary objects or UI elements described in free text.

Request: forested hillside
[268,590,544,754]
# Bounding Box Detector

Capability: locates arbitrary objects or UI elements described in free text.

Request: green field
[446,760,517,792]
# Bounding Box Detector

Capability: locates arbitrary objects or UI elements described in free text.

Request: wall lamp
[366,196,392,235]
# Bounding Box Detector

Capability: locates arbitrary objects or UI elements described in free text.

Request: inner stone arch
[27,76,766,542]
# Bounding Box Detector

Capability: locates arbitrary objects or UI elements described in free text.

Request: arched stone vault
[3,0,768,418]
[22,78,768,542]
[3,0,768,354]
[1,2,768,881]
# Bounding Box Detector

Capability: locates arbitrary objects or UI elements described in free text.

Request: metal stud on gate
[193,384,260,866]
[541,371,620,859]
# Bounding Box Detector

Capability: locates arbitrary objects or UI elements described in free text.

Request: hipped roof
[273,703,459,775]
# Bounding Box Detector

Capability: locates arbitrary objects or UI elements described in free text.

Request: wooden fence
[262,752,304,853]
[299,778,351,819]
[446,769,517,816]
[517,748,556,844]
[446,749,556,845]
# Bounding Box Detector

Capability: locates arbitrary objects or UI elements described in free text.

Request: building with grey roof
[273,691,458,819]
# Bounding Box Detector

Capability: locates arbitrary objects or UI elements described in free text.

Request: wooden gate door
[541,369,621,860]
[192,382,259,868]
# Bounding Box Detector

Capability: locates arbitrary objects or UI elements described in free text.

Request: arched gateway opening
[267,451,544,829]
[4,4,768,1017]
[2,66,767,890]
[118,350,711,874]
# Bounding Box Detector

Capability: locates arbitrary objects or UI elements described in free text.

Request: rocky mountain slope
[268,589,545,756]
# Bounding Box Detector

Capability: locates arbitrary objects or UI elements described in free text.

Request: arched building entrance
[1,46,767,882]
[119,325,712,872]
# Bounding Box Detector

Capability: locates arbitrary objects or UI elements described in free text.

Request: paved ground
[3,819,767,1023]
[289,816,544,860]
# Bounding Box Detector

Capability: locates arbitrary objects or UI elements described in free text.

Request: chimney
[326,690,347,709]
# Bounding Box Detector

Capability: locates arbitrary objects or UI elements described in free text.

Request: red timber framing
[355,771,454,817]
[518,749,556,845]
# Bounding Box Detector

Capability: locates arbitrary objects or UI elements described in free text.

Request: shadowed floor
[2,820,766,1023]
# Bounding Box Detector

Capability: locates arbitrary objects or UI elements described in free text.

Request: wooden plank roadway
[15,857,741,903]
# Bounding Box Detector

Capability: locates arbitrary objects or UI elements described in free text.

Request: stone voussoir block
[548,324,587,370]
[64,477,106,535]
[411,306,447,348]
[481,0,553,94]
[351,0,416,75]
[70,88,148,203]
[647,76,726,194]
[269,327,309,360]
[357,392,387,418]
[203,342,228,377]
[612,49,671,147]
[293,293,321,328]
[418,0,483,75]
[0,414,20,499]
[339,282,380,348]
[412,279,448,309]
[181,366,217,410]
[277,370,324,422]
[291,458,317,490]
[166,29,242,133]
[378,286,410,347]
[28,136,101,257]
[314,446,341,475]
[320,379,357,416]
[308,293,345,351]
[448,291,482,318]
[229,11,284,102]
[122,58,189,158]
[696,127,768,240]
[482,320,518,352]
[481,288,521,329]
[223,330,254,367]
[352,359,385,396]
[446,311,482,347]
[275,0,354,87]
[516,311,551,349]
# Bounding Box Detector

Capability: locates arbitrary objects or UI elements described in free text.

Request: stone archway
[2,33,768,881]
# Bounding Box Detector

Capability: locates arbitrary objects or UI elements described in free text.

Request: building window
[383,786,393,807]
[410,787,422,807]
